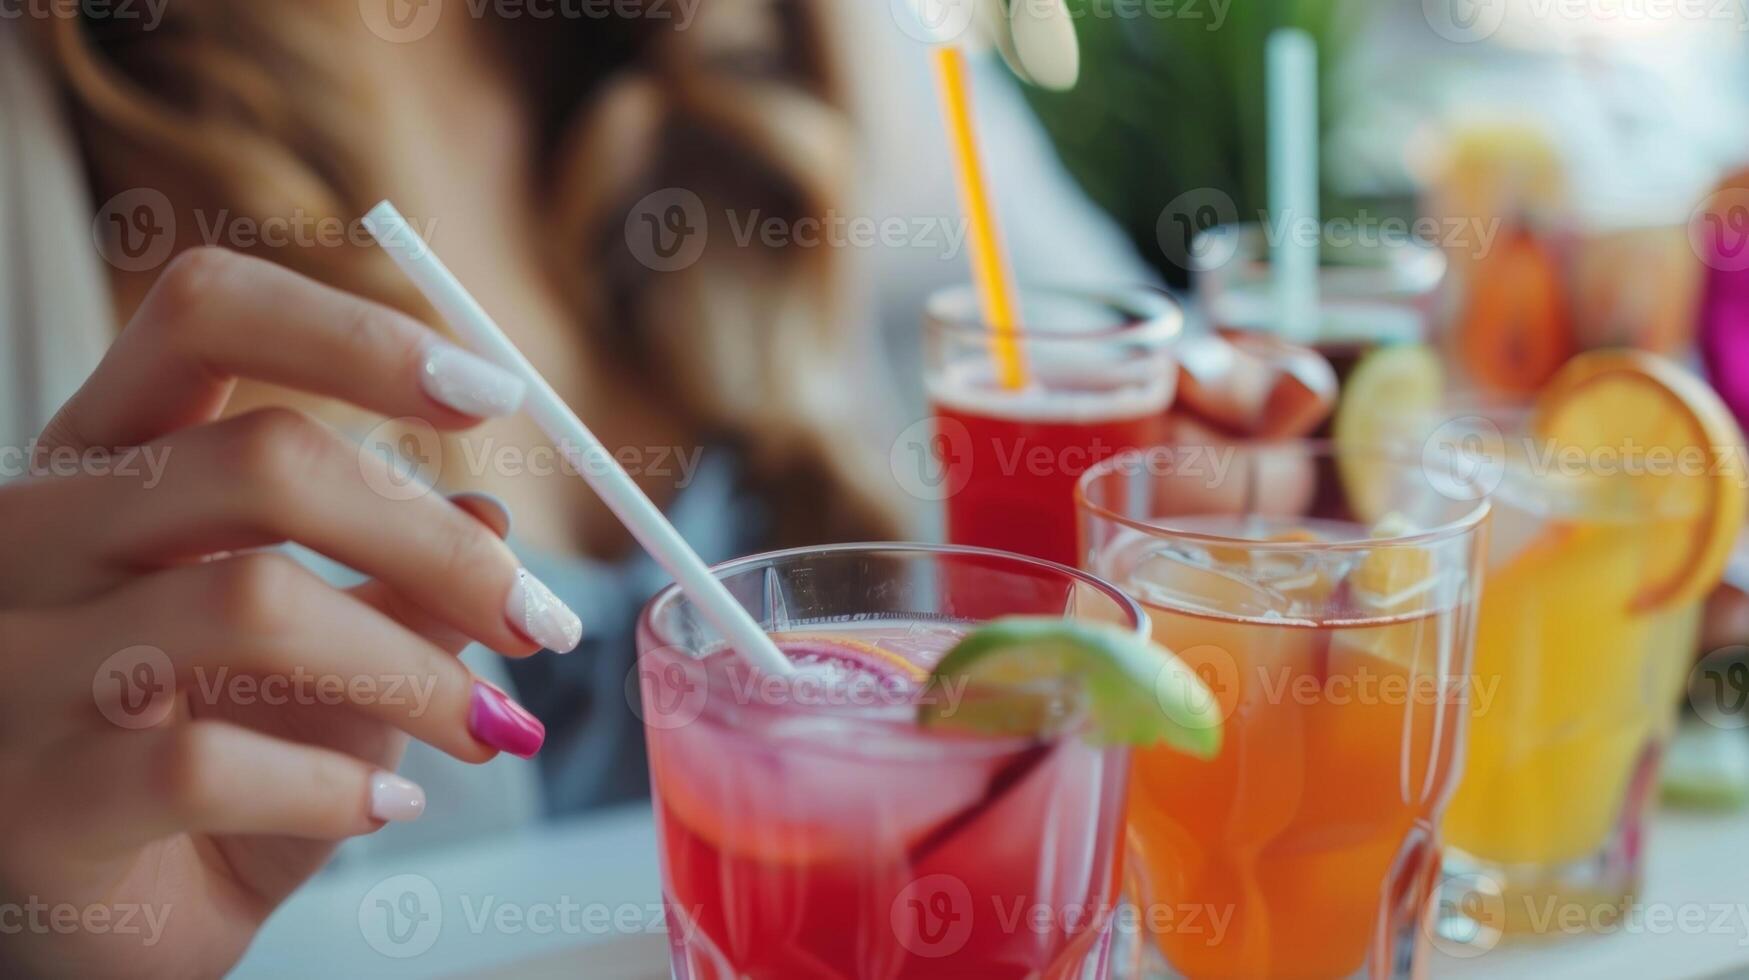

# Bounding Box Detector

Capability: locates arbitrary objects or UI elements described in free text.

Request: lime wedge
[918,618,1221,758]
[1334,344,1444,523]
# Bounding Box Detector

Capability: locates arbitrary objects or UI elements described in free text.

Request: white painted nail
[370,771,427,823]
[506,568,584,653]
[421,342,526,417]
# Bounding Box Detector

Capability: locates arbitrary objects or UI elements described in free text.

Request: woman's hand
[0,248,583,979]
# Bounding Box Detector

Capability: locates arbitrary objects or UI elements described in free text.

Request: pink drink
[636,546,1144,980]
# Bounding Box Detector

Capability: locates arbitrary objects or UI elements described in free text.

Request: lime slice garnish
[918,618,1221,758]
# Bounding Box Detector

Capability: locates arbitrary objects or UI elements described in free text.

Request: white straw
[1268,29,1321,345]
[363,201,795,676]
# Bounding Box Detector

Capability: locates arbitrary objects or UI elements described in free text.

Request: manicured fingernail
[370,771,427,822]
[450,492,513,539]
[421,341,526,417]
[468,681,545,758]
[506,568,583,653]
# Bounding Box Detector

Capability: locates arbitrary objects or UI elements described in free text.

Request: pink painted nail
[370,771,427,823]
[468,681,545,758]
[505,568,583,653]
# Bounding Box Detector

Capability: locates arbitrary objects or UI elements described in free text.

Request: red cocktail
[923,286,1180,566]
[637,544,1145,979]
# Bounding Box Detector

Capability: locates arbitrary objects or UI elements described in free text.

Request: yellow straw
[932,46,1028,390]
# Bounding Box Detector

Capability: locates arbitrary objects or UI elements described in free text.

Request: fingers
[350,492,514,654]
[38,721,425,852]
[37,248,525,454]
[56,553,547,763]
[1176,330,1337,438]
[25,410,581,655]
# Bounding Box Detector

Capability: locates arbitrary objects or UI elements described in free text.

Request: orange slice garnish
[1457,228,1575,395]
[774,634,929,683]
[1532,350,1748,612]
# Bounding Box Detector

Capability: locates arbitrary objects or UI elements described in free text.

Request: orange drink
[1080,444,1488,978]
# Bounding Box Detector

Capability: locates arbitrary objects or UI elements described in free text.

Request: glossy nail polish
[370,771,427,822]
[421,342,527,417]
[505,568,584,653]
[468,681,545,758]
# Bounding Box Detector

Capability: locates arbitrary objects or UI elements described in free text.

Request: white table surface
[237,804,1749,979]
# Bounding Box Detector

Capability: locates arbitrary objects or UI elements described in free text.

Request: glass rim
[1191,222,1448,294]
[923,282,1185,346]
[1074,441,1492,552]
[637,542,1148,754]
[1398,401,1719,522]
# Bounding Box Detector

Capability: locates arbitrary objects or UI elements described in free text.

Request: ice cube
[1129,545,1299,621]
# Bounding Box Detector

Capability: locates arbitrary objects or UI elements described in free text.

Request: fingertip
[369,771,427,823]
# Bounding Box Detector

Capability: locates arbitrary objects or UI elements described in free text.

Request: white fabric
[0,25,112,452]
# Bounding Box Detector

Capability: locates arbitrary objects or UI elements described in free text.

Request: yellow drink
[1443,478,1702,929]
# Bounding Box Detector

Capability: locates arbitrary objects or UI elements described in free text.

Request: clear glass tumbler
[1080,443,1488,978]
[638,543,1145,979]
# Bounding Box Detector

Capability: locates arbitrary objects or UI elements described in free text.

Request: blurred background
[30,0,1744,975]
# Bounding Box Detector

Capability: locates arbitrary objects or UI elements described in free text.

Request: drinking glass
[1432,411,1708,936]
[1079,443,1488,978]
[924,285,1181,566]
[637,543,1145,979]
[1191,223,1448,385]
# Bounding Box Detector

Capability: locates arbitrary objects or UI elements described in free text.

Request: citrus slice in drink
[1334,344,1444,523]
[918,617,1221,757]
[651,636,979,866]
[775,634,930,684]
[1532,349,1748,612]
[1347,514,1440,612]
[1455,229,1575,394]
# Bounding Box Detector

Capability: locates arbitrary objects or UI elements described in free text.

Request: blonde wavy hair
[32,0,905,548]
